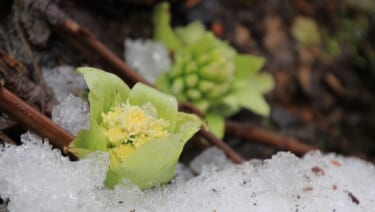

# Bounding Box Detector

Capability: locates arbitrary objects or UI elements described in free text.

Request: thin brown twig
[0,87,74,152]
[53,19,151,87]
[178,102,205,118]
[225,121,317,155]
[199,129,244,164]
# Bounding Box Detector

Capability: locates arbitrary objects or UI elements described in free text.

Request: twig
[0,87,74,152]
[225,121,317,155]
[178,102,204,118]
[199,129,244,164]
[52,19,151,87]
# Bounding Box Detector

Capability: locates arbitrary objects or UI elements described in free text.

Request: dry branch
[0,87,73,152]
[53,19,151,87]
[199,129,244,164]
[225,121,317,155]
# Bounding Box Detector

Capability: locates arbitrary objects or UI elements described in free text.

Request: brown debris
[330,160,341,167]
[234,23,254,49]
[311,166,325,176]
[324,72,346,97]
[211,21,224,37]
[0,131,16,145]
[294,0,314,16]
[185,0,201,8]
[345,191,360,205]
[0,50,55,113]
[303,186,313,192]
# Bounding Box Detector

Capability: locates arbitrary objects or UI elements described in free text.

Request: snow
[189,147,233,174]
[1,139,374,212]
[43,65,89,135]
[51,94,90,136]
[124,39,171,83]
[42,65,86,102]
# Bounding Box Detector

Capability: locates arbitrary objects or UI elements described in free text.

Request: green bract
[153,2,274,138]
[69,67,201,189]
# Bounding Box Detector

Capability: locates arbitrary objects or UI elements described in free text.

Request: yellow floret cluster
[101,102,169,162]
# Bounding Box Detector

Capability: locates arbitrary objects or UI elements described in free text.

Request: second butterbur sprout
[153,2,274,137]
[166,33,236,112]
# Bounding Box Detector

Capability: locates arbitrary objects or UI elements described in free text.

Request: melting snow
[1,66,374,211]
[0,138,374,212]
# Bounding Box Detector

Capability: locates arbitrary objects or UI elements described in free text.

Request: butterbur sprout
[69,67,202,189]
[153,2,274,138]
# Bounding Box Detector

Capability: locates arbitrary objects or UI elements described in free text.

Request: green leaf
[205,92,242,118]
[205,113,225,138]
[155,72,171,91]
[233,54,265,79]
[233,89,271,116]
[71,121,107,151]
[107,134,184,189]
[105,112,201,189]
[175,21,206,45]
[249,72,274,94]
[153,2,182,50]
[174,112,202,141]
[291,16,322,47]
[71,67,130,152]
[68,147,95,159]
[128,83,178,131]
[77,67,130,124]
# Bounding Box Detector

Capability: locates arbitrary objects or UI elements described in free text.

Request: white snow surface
[42,65,86,102]
[1,137,375,212]
[124,39,171,83]
[51,94,90,136]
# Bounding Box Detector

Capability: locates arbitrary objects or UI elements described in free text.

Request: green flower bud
[206,84,230,99]
[198,80,216,92]
[157,33,235,112]
[186,89,202,100]
[171,77,184,94]
[185,74,199,88]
